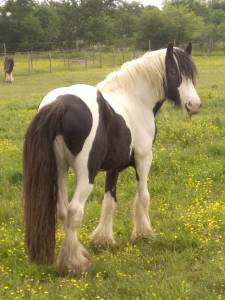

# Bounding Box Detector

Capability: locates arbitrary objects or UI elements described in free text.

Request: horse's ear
[167,43,174,55]
[185,42,192,55]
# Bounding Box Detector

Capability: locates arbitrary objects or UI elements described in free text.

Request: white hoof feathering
[131,222,154,240]
[132,193,154,240]
[57,239,91,275]
[90,192,116,246]
[90,227,115,246]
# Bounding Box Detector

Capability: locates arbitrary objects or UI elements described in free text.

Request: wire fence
[2,43,225,78]
[1,49,143,77]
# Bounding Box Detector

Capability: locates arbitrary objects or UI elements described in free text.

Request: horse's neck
[98,75,165,116]
[98,52,166,113]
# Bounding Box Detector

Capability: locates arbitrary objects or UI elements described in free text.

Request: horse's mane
[97,48,197,94]
[97,49,166,94]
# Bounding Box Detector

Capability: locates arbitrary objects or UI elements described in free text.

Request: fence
[1,49,143,77]
[2,45,225,79]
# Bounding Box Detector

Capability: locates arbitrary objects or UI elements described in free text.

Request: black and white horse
[23,44,201,275]
[4,56,14,83]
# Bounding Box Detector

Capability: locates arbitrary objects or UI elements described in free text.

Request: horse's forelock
[174,48,197,83]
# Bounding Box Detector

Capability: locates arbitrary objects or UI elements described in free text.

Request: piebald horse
[23,44,201,275]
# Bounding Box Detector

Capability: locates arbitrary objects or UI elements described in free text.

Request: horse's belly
[101,144,133,171]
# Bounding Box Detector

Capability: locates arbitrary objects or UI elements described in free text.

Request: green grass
[0,55,225,300]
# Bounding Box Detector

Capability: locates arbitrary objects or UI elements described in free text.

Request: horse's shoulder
[88,91,132,171]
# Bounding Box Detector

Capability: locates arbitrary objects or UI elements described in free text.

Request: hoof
[90,232,115,247]
[56,253,91,276]
[56,243,91,276]
[79,244,90,259]
[131,228,155,241]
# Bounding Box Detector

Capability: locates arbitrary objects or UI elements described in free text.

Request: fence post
[67,53,70,70]
[112,48,115,66]
[85,56,87,69]
[92,51,95,66]
[148,40,151,51]
[27,51,31,74]
[99,52,102,68]
[3,43,6,57]
[30,51,33,72]
[63,50,66,66]
[122,48,125,64]
[49,52,52,73]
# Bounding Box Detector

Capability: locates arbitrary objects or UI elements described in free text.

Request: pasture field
[0,55,225,300]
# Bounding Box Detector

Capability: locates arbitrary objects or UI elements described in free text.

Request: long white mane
[97,49,167,99]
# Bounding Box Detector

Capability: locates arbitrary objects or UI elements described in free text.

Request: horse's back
[39,84,97,111]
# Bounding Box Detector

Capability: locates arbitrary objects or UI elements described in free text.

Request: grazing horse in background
[4,56,14,83]
[23,43,201,275]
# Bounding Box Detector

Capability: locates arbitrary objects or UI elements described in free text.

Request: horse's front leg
[90,170,118,246]
[132,151,154,239]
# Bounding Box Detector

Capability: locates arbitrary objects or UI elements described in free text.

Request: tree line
[0,0,225,52]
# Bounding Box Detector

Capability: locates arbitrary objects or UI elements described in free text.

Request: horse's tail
[23,100,64,264]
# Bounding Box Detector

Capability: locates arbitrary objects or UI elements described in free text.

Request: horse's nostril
[185,101,200,114]
[187,101,192,107]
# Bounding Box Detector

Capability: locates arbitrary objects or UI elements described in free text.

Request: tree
[137,5,203,50]
[0,0,224,51]
[0,0,43,50]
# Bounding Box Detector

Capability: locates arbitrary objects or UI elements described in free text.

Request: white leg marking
[10,73,14,82]
[5,73,14,83]
[90,192,116,246]
[5,73,10,82]
[132,152,154,239]
[57,173,93,275]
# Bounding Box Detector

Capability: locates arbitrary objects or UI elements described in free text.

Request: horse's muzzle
[185,101,201,115]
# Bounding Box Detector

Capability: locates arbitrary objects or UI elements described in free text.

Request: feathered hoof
[56,255,91,276]
[90,232,115,247]
[56,247,91,276]
[131,228,155,241]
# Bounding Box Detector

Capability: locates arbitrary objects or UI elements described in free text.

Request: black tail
[23,100,64,264]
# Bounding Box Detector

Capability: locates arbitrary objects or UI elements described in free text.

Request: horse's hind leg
[56,159,93,275]
[90,170,118,246]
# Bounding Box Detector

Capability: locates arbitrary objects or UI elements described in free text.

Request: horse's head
[165,43,201,115]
